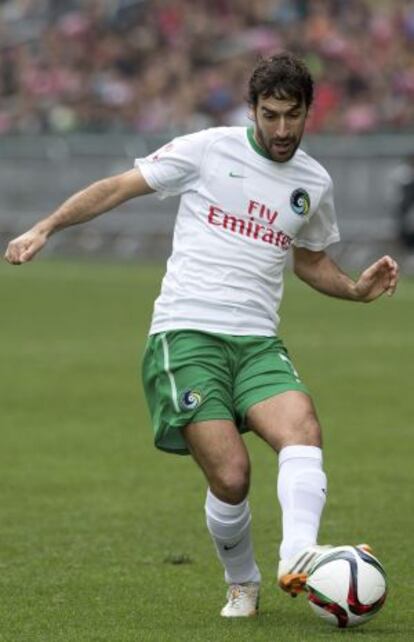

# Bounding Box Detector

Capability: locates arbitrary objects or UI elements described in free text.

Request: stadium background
[1,0,414,270]
[1,2,414,641]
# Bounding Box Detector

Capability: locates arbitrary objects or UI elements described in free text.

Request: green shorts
[141,330,309,455]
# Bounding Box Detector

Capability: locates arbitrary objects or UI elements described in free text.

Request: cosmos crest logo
[179,389,202,411]
[290,188,311,216]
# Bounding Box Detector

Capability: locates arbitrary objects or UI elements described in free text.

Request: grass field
[1,259,413,642]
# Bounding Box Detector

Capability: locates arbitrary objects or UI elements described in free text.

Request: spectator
[393,155,414,249]
[0,0,413,135]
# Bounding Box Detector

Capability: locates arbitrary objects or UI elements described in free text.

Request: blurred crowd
[0,0,414,135]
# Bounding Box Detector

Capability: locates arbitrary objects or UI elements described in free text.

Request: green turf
[1,259,413,642]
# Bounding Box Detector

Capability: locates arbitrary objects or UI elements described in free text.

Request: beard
[255,122,302,163]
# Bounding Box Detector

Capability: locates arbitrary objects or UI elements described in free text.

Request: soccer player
[5,53,399,617]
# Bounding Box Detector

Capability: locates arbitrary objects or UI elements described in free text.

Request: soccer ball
[305,545,387,628]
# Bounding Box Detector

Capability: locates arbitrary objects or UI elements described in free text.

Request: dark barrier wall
[1,133,414,270]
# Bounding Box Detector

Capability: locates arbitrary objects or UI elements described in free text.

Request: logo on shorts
[179,389,202,411]
[290,188,311,216]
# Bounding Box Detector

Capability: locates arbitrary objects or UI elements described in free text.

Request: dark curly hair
[248,52,314,110]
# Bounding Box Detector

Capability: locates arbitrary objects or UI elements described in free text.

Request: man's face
[253,94,308,162]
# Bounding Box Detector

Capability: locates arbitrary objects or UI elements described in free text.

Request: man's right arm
[4,168,154,265]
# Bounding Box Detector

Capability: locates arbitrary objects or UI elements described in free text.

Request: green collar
[246,126,272,160]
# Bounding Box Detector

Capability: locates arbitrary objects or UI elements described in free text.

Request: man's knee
[278,408,322,448]
[210,460,250,504]
[296,412,322,447]
[247,392,323,451]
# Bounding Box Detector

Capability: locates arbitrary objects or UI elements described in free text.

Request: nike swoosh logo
[229,172,245,178]
[223,540,242,551]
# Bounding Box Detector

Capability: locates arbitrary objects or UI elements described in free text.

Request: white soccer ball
[305,545,387,628]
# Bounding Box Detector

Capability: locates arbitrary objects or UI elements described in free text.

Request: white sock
[205,488,261,585]
[277,445,327,560]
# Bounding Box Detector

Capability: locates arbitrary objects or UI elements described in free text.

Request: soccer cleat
[278,545,333,597]
[220,581,260,617]
[277,543,373,597]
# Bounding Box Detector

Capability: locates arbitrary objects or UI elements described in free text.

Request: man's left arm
[293,247,399,302]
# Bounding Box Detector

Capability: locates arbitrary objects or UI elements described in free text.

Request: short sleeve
[134,130,209,200]
[294,176,340,250]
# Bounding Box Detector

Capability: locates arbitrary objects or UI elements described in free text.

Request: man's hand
[4,228,48,265]
[4,169,154,266]
[293,248,399,302]
[354,255,399,302]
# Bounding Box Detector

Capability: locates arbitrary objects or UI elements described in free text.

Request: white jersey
[135,126,340,336]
